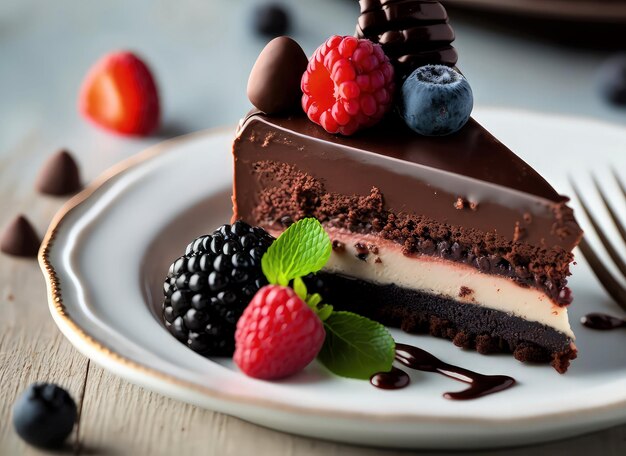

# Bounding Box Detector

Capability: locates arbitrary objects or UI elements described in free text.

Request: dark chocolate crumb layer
[251,160,574,305]
[307,272,577,373]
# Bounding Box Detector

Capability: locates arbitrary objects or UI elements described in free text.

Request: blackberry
[12,383,77,448]
[162,221,274,356]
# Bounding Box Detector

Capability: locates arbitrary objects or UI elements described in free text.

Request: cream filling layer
[298,229,574,339]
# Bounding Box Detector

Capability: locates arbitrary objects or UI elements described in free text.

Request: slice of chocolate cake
[232,2,583,373]
[232,111,583,373]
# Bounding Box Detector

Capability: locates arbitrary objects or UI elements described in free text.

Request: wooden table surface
[1,0,625,454]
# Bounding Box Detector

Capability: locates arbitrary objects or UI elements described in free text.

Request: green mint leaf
[306,293,322,308]
[261,218,331,286]
[317,311,395,380]
[293,277,307,301]
[316,303,333,322]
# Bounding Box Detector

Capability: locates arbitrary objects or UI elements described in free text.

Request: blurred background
[1,0,625,193]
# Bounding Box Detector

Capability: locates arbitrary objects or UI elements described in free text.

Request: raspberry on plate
[234,285,326,380]
[301,35,395,136]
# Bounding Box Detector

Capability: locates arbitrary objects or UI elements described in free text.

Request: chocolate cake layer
[307,272,577,373]
[234,157,574,305]
[233,112,582,253]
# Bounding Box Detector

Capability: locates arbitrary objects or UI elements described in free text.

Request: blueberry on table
[12,383,77,448]
[252,3,290,37]
[400,65,473,136]
[598,54,626,106]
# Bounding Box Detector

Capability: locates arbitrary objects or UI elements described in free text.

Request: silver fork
[570,170,626,312]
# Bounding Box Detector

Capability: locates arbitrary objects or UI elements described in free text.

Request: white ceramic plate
[40,109,626,450]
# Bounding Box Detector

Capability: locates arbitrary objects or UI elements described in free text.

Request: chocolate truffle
[35,150,81,196]
[247,36,308,115]
[1,215,40,258]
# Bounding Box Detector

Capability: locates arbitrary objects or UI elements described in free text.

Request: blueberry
[252,3,290,37]
[12,383,77,448]
[598,54,626,106]
[399,65,473,136]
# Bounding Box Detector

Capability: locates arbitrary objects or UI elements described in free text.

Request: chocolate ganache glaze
[234,112,581,249]
[233,112,583,303]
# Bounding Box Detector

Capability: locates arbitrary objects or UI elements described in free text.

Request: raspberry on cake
[301,35,395,135]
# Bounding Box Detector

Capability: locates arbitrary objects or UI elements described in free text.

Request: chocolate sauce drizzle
[370,343,515,400]
[370,367,410,390]
[581,313,626,330]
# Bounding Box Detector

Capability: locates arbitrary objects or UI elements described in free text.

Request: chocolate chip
[450,242,463,260]
[476,256,491,272]
[252,4,290,38]
[279,215,294,227]
[332,240,345,253]
[35,150,81,196]
[418,239,435,255]
[558,287,573,305]
[1,215,40,258]
[355,242,369,261]
[437,241,450,256]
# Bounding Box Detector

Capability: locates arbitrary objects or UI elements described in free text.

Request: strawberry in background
[79,51,160,136]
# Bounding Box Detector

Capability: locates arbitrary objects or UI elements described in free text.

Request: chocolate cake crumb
[513,222,527,242]
[459,286,473,298]
[332,240,345,253]
[453,197,478,211]
[523,212,533,224]
[368,244,379,254]
[262,132,276,148]
[248,160,575,305]
[375,257,382,264]
[355,242,369,261]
